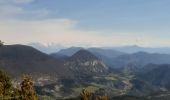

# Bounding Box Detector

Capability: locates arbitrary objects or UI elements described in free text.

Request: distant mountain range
[107,45,170,54]
[2,44,170,99]
[28,42,65,54]
[52,47,126,67]
[29,42,170,54]
[52,47,170,69]
[111,52,170,68]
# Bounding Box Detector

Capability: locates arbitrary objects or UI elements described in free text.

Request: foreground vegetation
[2,69,170,100]
[0,70,38,100]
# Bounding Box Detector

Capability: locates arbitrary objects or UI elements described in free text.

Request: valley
[1,44,170,99]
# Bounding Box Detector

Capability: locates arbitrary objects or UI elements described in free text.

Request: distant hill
[140,64,170,90]
[65,49,108,76]
[111,52,170,68]
[55,47,125,58]
[88,48,125,59]
[109,45,170,54]
[50,53,69,60]
[52,47,125,67]
[0,45,73,79]
[121,64,170,96]
[56,47,83,56]
[88,48,125,67]
[70,49,99,61]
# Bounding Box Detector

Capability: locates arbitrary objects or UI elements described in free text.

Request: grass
[72,86,99,93]
[104,76,117,81]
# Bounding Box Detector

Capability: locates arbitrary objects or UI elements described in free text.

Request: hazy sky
[1,0,170,47]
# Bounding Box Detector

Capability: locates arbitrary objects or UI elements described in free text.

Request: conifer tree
[80,89,91,100]
[0,70,12,98]
[20,75,38,100]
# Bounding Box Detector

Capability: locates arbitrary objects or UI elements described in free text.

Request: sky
[1,0,170,47]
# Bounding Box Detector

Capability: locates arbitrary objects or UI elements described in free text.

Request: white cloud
[0,0,33,5]
[0,0,49,19]
[0,5,23,18]
[0,0,168,47]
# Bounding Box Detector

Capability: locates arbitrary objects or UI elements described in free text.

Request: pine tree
[80,89,91,100]
[20,75,38,100]
[0,70,12,98]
